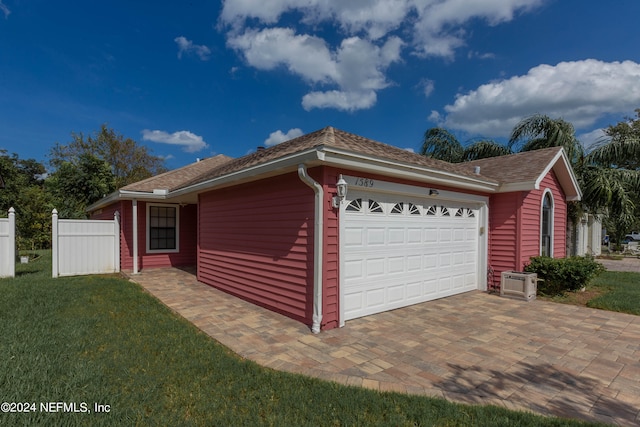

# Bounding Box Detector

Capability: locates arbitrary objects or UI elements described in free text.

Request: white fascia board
[86,190,169,212]
[497,181,539,192]
[170,149,322,198]
[533,150,582,200]
[320,148,499,193]
[343,175,489,205]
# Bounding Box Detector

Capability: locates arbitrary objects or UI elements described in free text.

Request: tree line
[421,110,640,246]
[0,125,166,251]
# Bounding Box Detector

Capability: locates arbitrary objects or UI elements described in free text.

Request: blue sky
[1,0,640,170]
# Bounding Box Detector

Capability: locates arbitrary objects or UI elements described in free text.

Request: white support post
[7,207,15,278]
[114,211,121,272]
[52,209,58,278]
[132,199,139,274]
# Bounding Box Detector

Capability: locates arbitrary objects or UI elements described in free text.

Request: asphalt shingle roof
[121,154,234,193]
[464,146,564,183]
[178,126,496,190]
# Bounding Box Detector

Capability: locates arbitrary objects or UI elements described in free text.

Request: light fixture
[332,174,348,208]
[429,189,439,196]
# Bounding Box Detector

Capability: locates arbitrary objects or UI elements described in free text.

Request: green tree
[0,150,51,250]
[47,153,116,219]
[509,114,584,163]
[50,124,166,189]
[585,110,640,244]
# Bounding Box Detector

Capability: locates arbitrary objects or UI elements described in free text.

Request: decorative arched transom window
[541,191,554,257]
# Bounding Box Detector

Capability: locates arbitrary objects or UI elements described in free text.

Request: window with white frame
[541,191,553,257]
[147,204,179,252]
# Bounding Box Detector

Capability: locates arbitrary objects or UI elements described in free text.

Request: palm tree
[509,114,584,163]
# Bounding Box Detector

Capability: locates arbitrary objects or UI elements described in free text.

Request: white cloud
[418,78,435,98]
[228,28,402,111]
[174,36,211,61]
[227,28,337,83]
[411,0,543,57]
[218,0,544,111]
[437,60,640,137]
[0,1,10,19]
[142,129,209,153]
[264,128,304,146]
[578,128,608,151]
[219,0,542,58]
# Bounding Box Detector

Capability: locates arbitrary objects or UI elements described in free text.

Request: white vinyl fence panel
[52,209,120,277]
[0,207,16,278]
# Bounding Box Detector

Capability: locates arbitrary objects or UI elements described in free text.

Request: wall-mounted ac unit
[500,271,537,301]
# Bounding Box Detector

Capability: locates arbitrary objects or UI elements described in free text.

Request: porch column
[132,199,139,274]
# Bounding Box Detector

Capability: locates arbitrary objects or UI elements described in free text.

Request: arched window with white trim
[541,190,554,257]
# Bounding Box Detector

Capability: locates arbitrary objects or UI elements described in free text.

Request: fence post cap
[52,208,58,215]
[8,207,15,214]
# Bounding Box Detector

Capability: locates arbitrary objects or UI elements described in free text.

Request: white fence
[52,209,120,277]
[0,207,16,278]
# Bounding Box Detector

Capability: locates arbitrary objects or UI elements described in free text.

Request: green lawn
[586,271,640,315]
[0,252,601,426]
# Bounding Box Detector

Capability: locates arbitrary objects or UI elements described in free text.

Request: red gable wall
[488,169,568,288]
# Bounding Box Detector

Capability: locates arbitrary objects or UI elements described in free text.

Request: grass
[1,252,601,426]
[586,271,640,315]
[544,270,640,315]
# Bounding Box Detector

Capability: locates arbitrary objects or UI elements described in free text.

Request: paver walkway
[129,267,640,426]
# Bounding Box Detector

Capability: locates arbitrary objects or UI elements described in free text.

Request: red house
[88,127,581,332]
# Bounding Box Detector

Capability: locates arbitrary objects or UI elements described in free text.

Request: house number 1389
[355,177,375,187]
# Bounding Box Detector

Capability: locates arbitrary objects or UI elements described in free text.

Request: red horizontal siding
[320,166,340,330]
[198,172,315,326]
[488,192,520,287]
[518,171,567,267]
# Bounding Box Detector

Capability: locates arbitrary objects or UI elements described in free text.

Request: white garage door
[342,191,479,321]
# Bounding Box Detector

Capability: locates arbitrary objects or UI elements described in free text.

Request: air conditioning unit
[500,271,537,301]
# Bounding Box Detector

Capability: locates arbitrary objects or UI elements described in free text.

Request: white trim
[321,148,498,192]
[343,175,489,204]
[540,189,554,257]
[146,203,180,254]
[338,177,488,327]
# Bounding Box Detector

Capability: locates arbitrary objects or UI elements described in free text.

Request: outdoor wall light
[332,174,348,208]
[429,189,439,196]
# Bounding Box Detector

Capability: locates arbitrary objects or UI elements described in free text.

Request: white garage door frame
[338,176,489,326]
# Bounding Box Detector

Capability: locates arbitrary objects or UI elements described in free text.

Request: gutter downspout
[132,199,139,274]
[298,164,323,334]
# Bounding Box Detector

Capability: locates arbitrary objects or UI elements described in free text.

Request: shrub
[524,256,606,296]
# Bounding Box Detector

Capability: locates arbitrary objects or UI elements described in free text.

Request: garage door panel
[388,256,405,274]
[344,228,363,246]
[407,255,422,271]
[367,228,386,245]
[343,191,480,321]
[408,228,421,243]
[344,259,363,279]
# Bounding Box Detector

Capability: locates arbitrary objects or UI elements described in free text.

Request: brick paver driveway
[129,267,640,426]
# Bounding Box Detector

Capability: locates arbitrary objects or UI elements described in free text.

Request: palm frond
[420,128,464,163]
[462,141,511,161]
[586,135,640,169]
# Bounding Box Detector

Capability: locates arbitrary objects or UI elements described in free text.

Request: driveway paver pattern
[129,267,640,426]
